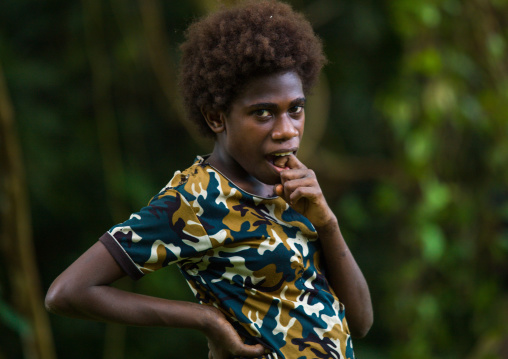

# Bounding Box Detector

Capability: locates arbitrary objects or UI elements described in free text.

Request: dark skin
[46,71,372,359]
[205,71,373,340]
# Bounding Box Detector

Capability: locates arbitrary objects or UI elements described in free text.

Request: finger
[280,173,317,190]
[280,168,313,183]
[284,153,307,170]
[282,176,318,204]
[275,183,293,205]
[274,183,284,198]
[288,186,321,205]
[232,343,266,357]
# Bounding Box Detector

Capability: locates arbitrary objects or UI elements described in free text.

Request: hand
[274,154,336,230]
[204,306,266,359]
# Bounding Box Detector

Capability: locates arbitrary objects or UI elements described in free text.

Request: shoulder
[147,158,220,214]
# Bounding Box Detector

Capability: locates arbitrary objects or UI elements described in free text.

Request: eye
[289,105,304,115]
[253,109,271,118]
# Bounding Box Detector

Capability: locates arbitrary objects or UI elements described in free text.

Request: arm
[275,155,373,338]
[45,241,266,358]
[313,218,373,338]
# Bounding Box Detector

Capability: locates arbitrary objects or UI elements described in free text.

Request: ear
[202,107,226,134]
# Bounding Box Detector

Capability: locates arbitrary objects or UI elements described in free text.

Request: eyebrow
[247,97,306,111]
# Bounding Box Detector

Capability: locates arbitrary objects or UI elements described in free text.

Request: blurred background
[1,0,508,358]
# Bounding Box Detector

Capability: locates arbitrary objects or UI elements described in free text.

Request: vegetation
[1,0,507,358]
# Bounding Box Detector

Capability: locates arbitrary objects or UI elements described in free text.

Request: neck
[206,146,275,198]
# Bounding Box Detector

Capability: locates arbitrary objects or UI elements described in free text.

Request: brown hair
[179,0,327,137]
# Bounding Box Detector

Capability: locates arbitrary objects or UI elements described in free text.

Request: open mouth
[266,151,294,170]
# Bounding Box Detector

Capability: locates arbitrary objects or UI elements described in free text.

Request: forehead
[233,71,304,106]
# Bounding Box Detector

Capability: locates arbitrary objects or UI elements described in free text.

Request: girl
[45,1,373,358]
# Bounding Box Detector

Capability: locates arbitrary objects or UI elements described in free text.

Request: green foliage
[1,0,507,358]
[0,297,31,337]
[375,0,508,357]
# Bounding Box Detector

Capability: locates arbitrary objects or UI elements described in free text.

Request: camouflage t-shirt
[99,156,354,359]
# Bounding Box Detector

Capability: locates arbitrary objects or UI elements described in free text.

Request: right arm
[45,241,266,358]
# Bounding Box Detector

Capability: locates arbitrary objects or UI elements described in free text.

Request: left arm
[275,155,373,338]
[312,217,373,338]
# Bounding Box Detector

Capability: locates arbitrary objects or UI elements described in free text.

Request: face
[207,71,305,192]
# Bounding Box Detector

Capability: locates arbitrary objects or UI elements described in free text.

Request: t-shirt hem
[99,232,144,280]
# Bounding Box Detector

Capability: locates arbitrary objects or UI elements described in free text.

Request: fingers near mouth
[273,155,290,169]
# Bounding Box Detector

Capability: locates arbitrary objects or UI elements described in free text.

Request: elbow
[44,290,62,315]
[45,280,74,316]
[350,324,372,339]
[349,311,374,339]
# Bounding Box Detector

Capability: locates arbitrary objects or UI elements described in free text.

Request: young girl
[45,1,373,358]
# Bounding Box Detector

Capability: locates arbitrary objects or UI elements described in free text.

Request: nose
[271,114,299,141]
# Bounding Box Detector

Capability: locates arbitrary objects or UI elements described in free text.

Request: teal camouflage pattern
[100,156,354,359]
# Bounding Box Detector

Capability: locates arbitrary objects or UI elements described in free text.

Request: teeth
[273,152,292,156]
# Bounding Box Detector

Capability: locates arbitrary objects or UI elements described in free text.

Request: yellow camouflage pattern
[102,156,354,359]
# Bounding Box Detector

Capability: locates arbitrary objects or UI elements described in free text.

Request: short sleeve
[99,188,212,279]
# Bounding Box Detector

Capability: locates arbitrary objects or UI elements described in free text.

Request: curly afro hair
[179,0,327,137]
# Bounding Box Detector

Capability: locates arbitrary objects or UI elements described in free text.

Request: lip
[266,147,298,156]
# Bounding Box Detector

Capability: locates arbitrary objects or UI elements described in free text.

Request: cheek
[225,118,272,151]
[297,119,305,137]
[238,125,271,144]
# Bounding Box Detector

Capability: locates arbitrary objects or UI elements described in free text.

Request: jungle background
[1,0,508,358]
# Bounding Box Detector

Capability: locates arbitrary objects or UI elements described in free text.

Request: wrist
[314,214,339,235]
[200,304,225,334]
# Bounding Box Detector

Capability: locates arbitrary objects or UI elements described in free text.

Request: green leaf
[421,223,446,263]
[0,298,31,336]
